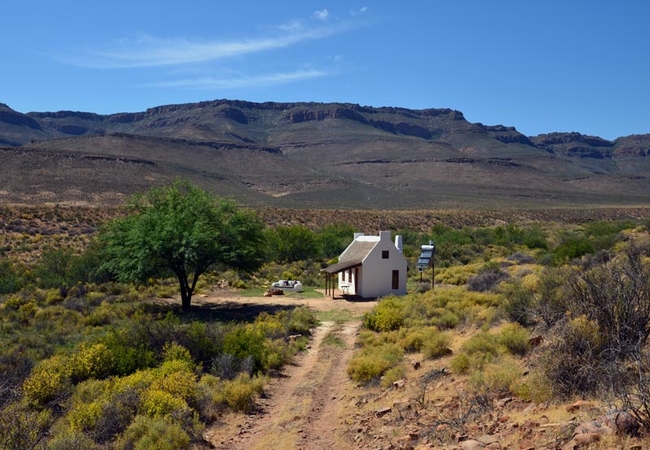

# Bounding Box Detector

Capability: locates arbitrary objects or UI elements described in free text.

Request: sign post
[416,241,436,291]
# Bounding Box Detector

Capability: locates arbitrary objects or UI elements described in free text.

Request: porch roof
[320,258,363,274]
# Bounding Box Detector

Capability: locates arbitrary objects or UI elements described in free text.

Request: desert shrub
[142,389,190,419]
[67,343,116,383]
[399,326,440,352]
[116,415,190,450]
[23,355,71,405]
[533,266,572,327]
[83,303,115,327]
[506,252,537,265]
[99,313,171,375]
[0,345,33,407]
[514,369,553,404]
[0,259,23,295]
[469,355,522,395]
[422,332,452,359]
[449,332,503,375]
[414,282,431,294]
[279,306,317,335]
[436,310,460,329]
[45,288,64,304]
[450,353,471,375]
[0,402,52,450]
[435,264,479,285]
[91,388,140,443]
[175,321,224,369]
[500,280,536,326]
[210,354,254,380]
[467,267,509,292]
[211,373,265,413]
[498,323,530,356]
[34,247,74,289]
[566,245,650,361]
[46,427,99,450]
[583,220,637,250]
[3,292,31,310]
[363,296,405,332]
[381,365,406,389]
[552,232,595,264]
[222,325,267,373]
[541,316,605,397]
[460,332,501,359]
[162,342,194,367]
[102,335,157,377]
[348,343,404,384]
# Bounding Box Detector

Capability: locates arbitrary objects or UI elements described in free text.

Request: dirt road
[202,292,376,450]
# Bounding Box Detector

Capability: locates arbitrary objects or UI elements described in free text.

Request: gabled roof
[340,239,377,262]
[321,238,377,275]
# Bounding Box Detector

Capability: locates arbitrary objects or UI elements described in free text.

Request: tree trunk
[181,289,192,311]
[173,266,193,312]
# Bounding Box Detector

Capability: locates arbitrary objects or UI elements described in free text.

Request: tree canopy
[100,181,265,310]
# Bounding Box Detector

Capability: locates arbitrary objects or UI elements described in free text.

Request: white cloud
[67,20,352,69]
[314,9,330,21]
[351,6,369,16]
[148,69,327,89]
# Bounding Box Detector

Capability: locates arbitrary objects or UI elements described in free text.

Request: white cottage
[322,231,407,298]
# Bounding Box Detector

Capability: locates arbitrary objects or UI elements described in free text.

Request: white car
[271,280,304,292]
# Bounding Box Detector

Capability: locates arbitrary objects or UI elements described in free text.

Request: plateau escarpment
[0,100,649,209]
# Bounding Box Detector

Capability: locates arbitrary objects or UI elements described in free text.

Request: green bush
[553,232,594,264]
[460,332,501,358]
[116,415,190,450]
[348,343,403,384]
[498,323,530,356]
[381,365,406,389]
[0,260,23,295]
[399,326,440,352]
[436,310,460,329]
[23,355,70,405]
[541,316,604,397]
[363,297,404,332]
[211,373,265,413]
[68,343,116,383]
[0,402,52,450]
[500,280,536,326]
[222,325,267,373]
[422,332,452,359]
[469,355,522,395]
[450,353,471,375]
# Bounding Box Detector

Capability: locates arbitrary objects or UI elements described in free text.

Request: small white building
[322,231,407,298]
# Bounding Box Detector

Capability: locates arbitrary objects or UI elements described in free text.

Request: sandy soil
[201,291,377,450]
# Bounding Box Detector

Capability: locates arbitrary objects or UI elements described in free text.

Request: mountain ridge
[1,99,649,209]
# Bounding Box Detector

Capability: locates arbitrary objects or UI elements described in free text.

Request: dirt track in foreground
[201,293,377,450]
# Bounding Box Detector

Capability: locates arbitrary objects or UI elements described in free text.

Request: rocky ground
[195,291,647,450]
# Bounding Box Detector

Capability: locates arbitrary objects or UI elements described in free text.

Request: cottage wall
[358,231,407,298]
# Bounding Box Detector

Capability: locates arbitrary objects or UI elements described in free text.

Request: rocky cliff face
[2,99,648,160]
[0,99,648,209]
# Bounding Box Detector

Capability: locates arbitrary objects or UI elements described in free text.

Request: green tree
[100,181,265,311]
[0,259,22,294]
[265,225,321,263]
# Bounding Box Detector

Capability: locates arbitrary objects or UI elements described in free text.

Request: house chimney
[379,231,391,241]
[353,232,364,240]
[395,235,403,254]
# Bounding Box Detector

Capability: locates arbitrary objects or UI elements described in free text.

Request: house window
[382,250,389,259]
[392,270,399,289]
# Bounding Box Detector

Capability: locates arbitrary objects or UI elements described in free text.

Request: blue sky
[2,1,649,140]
